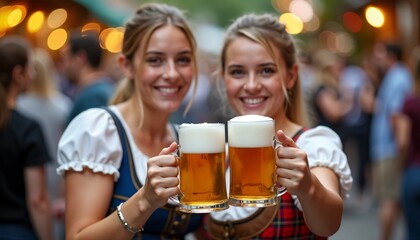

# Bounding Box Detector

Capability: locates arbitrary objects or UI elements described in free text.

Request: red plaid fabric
[256,192,327,239]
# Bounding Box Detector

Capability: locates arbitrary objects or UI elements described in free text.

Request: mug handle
[273,136,287,197]
[168,146,181,204]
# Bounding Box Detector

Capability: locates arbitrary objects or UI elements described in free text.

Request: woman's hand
[142,142,180,210]
[275,130,314,197]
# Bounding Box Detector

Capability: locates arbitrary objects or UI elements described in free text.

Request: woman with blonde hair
[207,13,352,239]
[57,3,204,239]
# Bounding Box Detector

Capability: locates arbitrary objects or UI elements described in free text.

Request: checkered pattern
[256,192,327,239]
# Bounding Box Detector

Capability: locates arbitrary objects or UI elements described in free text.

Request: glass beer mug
[173,123,228,213]
[227,115,287,207]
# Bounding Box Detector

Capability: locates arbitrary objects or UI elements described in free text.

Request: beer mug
[174,123,228,213]
[227,115,287,207]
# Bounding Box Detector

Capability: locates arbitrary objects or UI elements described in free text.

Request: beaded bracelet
[117,202,144,234]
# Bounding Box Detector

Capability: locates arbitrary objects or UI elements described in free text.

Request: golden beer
[228,146,276,200]
[178,123,228,213]
[228,115,277,207]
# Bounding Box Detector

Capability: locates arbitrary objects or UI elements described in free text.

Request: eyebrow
[227,62,276,68]
[145,50,192,56]
[257,62,276,67]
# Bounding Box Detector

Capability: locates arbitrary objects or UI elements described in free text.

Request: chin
[164,104,183,113]
[238,107,266,116]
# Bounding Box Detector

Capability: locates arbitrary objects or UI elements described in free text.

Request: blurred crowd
[1,26,419,239]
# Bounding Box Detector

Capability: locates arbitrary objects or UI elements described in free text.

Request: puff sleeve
[297,126,353,198]
[56,108,122,181]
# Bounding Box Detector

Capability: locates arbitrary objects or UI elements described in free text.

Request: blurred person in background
[394,46,420,240]
[339,61,375,208]
[60,31,115,124]
[370,42,413,240]
[309,50,348,138]
[17,48,72,240]
[0,35,53,240]
[57,3,206,239]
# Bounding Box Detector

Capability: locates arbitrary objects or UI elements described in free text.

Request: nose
[243,73,262,92]
[162,60,179,81]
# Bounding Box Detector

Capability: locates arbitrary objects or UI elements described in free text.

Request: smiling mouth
[241,97,266,105]
[155,87,180,94]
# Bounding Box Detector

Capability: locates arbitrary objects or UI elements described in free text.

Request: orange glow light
[48,28,67,50]
[8,5,27,28]
[27,11,45,33]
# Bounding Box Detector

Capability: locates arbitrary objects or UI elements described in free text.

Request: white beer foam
[228,115,274,147]
[179,123,225,153]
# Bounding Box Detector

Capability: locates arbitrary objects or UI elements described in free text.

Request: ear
[12,65,24,85]
[118,54,133,79]
[285,63,298,90]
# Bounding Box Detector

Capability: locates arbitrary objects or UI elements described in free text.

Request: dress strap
[292,127,309,142]
[102,107,142,204]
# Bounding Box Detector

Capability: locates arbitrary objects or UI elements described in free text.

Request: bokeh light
[290,0,314,22]
[105,27,124,53]
[336,31,354,55]
[81,22,101,34]
[304,14,320,32]
[47,8,67,28]
[271,0,293,13]
[343,11,363,32]
[365,6,385,28]
[47,28,67,50]
[8,5,27,28]
[99,28,114,49]
[27,11,45,33]
[279,13,304,35]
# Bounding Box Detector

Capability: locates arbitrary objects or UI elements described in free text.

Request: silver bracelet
[116,202,144,234]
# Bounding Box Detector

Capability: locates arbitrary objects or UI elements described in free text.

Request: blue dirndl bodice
[106,108,204,239]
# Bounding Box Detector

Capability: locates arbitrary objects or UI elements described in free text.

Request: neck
[273,114,301,138]
[118,99,172,141]
[78,70,105,88]
[6,87,19,108]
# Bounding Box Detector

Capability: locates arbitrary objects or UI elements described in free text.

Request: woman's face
[131,25,194,113]
[224,36,294,118]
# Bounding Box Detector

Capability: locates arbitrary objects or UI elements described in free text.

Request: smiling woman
[56,3,206,240]
[207,13,353,239]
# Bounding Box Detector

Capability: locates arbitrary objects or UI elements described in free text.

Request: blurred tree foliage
[139,0,276,27]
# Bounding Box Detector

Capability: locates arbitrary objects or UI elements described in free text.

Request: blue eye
[146,57,162,65]
[177,57,191,65]
[260,68,275,76]
[229,69,245,78]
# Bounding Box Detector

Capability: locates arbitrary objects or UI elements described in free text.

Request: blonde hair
[219,14,307,126]
[27,48,58,98]
[110,3,198,126]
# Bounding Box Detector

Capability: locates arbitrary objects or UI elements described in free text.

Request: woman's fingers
[276,130,297,148]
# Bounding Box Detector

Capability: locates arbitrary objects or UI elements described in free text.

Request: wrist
[299,174,318,202]
[117,202,144,234]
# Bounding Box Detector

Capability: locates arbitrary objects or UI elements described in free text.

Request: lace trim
[56,161,120,181]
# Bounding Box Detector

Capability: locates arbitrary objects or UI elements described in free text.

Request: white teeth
[243,98,264,104]
[158,87,178,93]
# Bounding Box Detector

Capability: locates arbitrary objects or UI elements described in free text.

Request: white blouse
[57,106,176,186]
